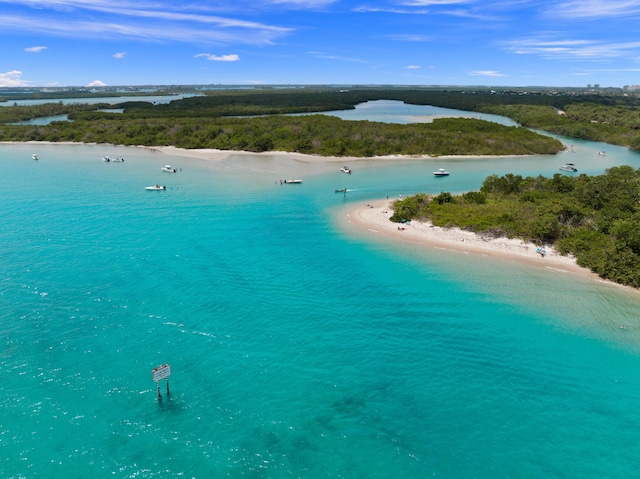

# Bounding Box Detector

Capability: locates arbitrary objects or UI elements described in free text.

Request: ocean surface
[3,102,640,478]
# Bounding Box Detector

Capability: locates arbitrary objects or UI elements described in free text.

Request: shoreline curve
[340,199,622,287]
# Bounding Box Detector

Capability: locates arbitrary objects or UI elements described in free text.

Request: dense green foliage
[0,113,561,157]
[390,166,640,288]
[0,102,104,123]
[2,86,640,153]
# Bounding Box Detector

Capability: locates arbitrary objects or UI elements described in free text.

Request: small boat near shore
[283,179,302,184]
[433,168,450,177]
[161,165,177,173]
[31,154,38,160]
[341,166,352,174]
[145,184,166,191]
[559,162,578,172]
[335,188,347,193]
[111,156,124,162]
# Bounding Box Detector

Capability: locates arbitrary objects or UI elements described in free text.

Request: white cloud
[0,1,292,46]
[550,0,640,18]
[24,45,47,53]
[0,70,29,86]
[353,6,430,14]
[503,37,640,60]
[406,65,421,69]
[307,51,370,63]
[468,70,505,77]
[388,34,432,42]
[113,52,126,59]
[87,80,107,87]
[194,53,240,61]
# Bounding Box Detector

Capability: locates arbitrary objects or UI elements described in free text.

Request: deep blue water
[2,106,640,478]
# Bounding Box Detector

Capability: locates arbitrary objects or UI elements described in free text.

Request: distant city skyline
[2,0,640,89]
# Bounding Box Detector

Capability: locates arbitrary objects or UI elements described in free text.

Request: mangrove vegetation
[10,85,640,156]
[390,166,640,288]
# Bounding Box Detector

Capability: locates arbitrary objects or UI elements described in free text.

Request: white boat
[341,166,352,174]
[102,156,111,162]
[111,156,124,162]
[31,154,38,160]
[598,151,607,156]
[433,168,450,177]
[559,163,578,172]
[161,165,177,173]
[145,185,166,191]
[283,179,302,184]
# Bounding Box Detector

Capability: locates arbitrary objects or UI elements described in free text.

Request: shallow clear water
[3,111,640,478]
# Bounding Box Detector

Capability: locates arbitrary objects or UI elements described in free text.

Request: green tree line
[0,114,562,157]
[390,166,640,287]
[4,86,640,154]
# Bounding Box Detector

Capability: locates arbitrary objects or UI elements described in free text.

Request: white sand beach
[342,199,607,282]
[154,145,441,165]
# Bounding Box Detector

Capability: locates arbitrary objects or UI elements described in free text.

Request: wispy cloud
[353,6,430,14]
[270,0,337,6]
[503,37,640,60]
[387,34,432,42]
[0,14,287,45]
[406,65,421,69]
[0,1,292,45]
[307,51,370,63]
[550,0,640,18]
[24,45,47,53]
[113,52,126,59]
[354,1,499,20]
[577,67,640,74]
[468,70,505,77]
[195,53,240,61]
[0,70,29,87]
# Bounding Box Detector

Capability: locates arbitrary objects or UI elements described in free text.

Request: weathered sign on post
[152,364,171,401]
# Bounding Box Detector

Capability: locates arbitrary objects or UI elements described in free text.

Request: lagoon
[2,103,640,478]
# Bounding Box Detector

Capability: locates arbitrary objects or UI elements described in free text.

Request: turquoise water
[3,124,640,477]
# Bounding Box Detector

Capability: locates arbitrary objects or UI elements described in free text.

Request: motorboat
[145,185,166,190]
[111,156,124,162]
[283,179,302,184]
[341,166,352,174]
[31,154,38,160]
[161,165,177,173]
[559,163,578,172]
[102,156,111,162]
[335,188,347,193]
[433,168,450,177]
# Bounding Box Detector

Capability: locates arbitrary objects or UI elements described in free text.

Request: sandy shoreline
[154,146,528,164]
[342,199,610,283]
[4,140,523,164]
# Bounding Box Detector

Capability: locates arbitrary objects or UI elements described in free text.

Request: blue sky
[2,0,640,88]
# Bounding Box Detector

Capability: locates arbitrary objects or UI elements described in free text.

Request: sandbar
[341,199,608,283]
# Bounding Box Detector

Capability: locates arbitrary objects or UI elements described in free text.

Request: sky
[2,0,640,88]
